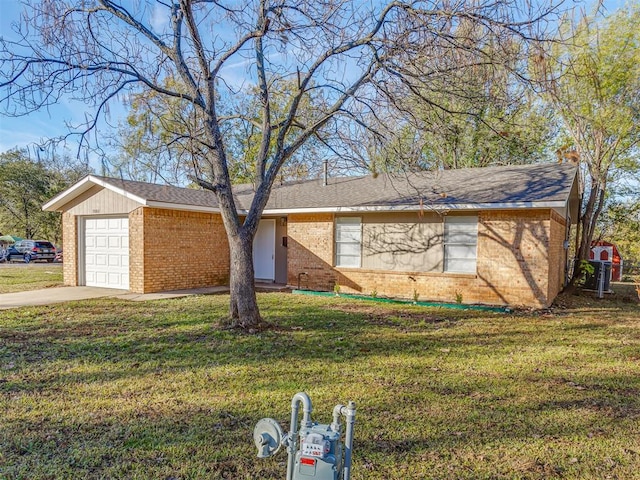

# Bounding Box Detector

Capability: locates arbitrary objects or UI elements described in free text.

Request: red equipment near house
[590,241,623,281]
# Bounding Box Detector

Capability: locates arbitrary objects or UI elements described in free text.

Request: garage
[83,217,130,289]
[42,175,245,293]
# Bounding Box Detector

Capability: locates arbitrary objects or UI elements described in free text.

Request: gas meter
[254,392,356,480]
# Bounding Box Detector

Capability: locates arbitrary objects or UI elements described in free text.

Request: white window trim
[444,216,478,274]
[335,217,362,268]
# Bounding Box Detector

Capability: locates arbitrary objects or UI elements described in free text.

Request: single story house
[43,162,580,308]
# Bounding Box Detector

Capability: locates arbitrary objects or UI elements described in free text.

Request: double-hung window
[335,217,361,267]
[444,216,478,273]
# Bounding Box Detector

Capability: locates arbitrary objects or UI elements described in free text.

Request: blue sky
[0,1,103,158]
[0,0,255,166]
[0,0,629,168]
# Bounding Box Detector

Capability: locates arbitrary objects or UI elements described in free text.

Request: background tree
[536,5,640,282]
[1,1,564,328]
[106,76,204,185]
[108,77,326,185]
[0,149,91,243]
[596,199,640,274]
[371,16,556,172]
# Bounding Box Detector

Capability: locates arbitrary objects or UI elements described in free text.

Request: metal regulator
[253,392,356,480]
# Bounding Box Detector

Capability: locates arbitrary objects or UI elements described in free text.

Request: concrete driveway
[0,285,231,310]
[0,286,128,310]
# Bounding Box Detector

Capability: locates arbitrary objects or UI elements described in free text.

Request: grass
[0,264,63,293]
[1,286,639,479]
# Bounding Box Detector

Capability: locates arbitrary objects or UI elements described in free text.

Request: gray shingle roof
[95,176,218,208]
[94,162,577,212]
[260,163,577,210]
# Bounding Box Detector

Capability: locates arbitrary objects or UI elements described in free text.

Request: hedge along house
[43,162,579,308]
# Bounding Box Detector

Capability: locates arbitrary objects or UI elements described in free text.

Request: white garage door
[84,217,130,289]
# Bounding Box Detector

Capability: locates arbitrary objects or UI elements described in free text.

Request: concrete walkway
[0,285,230,310]
[0,283,286,310]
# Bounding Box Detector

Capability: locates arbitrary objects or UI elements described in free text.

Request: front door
[253,219,275,281]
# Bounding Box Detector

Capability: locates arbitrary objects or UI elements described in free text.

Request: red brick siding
[61,213,78,286]
[128,208,145,293]
[478,210,551,307]
[60,208,229,294]
[547,210,568,302]
[135,207,229,293]
[287,213,336,291]
[287,210,560,308]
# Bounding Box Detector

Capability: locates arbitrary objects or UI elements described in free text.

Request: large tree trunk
[570,172,607,285]
[227,232,262,329]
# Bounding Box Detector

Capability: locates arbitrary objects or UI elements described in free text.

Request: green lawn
[1,288,639,479]
[0,264,63,293]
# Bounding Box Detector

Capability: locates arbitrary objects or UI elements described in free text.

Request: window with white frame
[335,217,362,267]
[444,216,478,273]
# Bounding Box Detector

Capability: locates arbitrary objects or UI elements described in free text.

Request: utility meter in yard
[254,392,356,480]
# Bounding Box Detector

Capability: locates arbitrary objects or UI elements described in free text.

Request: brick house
[43,163,579,308]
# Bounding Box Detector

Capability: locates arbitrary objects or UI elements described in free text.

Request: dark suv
[8,240,57,263]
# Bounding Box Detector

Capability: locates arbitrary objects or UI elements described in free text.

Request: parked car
[7,240,57,263]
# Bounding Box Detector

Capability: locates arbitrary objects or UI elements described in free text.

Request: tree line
[0,149,91,243]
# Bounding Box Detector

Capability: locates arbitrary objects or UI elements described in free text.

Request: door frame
[253,218,276,281]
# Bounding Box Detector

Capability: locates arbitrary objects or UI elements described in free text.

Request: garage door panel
[108,254,122,267]
[108,218,122,229]
[90,218,107,230]
[108,272,123,284]
[85,217,129,290]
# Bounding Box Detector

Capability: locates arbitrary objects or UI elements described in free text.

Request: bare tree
[1,0,565,328]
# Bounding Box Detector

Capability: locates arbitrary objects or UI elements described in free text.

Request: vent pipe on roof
[323,160,328,186]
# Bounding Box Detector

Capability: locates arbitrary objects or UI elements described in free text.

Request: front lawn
[1,289,639,479]
[0,264,63,293]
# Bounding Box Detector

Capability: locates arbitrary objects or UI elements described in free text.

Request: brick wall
[61,212,77,286]
[547,209,568,302]
[129,208,145,293]
[478,210,551,307]
[287,209,564,308]
[134,207,230,293]
[287,213,336,291]
[59,208,230,293]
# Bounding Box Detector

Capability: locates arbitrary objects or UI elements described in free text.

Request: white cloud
[150,4,169,33]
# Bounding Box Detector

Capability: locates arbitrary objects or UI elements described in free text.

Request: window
[444,216,478,273]
[335,217,361,267]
